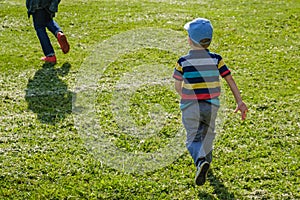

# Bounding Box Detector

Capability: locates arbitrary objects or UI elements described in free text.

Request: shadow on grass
[25,62,74,124]
[198,169,235,200]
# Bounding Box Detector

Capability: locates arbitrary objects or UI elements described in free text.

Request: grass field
[0,0,299,199]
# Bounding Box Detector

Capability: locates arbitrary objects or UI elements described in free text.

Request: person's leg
[182,102,202,165]
[46,19,62,37]
[182,101,218,185]
[194,102,218,185]
[46,19,70,54]
[32,9,55,57]
[196,102,218,164]
[183,102,217,165]
[182,102,209,186]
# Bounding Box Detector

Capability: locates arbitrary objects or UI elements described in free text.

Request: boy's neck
[190,46,207,50]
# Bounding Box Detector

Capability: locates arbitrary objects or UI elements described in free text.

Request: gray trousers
[182,101,219,165]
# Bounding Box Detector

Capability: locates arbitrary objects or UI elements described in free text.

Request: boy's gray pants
[181,101,219,165]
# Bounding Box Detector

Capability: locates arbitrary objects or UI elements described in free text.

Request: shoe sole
[195,161,210,186]
[58,34,70,54]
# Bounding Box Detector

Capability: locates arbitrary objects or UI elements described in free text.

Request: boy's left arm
[174,80,183,97]
[223,74,248,120]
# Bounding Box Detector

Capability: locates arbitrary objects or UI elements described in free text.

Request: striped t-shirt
[173,49,231,108]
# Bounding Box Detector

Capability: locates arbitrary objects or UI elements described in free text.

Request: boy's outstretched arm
[223,74,248,120]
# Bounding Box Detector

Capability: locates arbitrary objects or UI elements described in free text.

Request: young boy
[173,18,248,186]
[26,0,70,64]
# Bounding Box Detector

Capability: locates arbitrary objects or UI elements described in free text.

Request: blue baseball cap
[184,18,213,45]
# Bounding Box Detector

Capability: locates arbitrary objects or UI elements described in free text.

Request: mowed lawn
[0,0,299,199]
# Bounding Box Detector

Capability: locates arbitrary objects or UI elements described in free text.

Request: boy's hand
[234,102,248,120]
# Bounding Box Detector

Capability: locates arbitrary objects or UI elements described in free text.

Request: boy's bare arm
[224,74,248,120]
[174,80,183,96]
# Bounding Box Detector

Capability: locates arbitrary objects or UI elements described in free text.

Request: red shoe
[41,55,57,63]
[57,32,70,54]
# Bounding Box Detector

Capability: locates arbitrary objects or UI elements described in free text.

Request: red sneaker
[57,32,70,54]
[41,55,57,63]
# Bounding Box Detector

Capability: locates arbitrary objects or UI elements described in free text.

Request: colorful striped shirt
[173,49,231,108]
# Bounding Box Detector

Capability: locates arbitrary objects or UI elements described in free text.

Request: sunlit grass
[0,0,299,199]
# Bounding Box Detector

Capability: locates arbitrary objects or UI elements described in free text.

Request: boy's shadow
[198,169,235,200]
[25,62,74,124]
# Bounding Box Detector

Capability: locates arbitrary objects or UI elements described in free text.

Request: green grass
[0,0,299,199]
